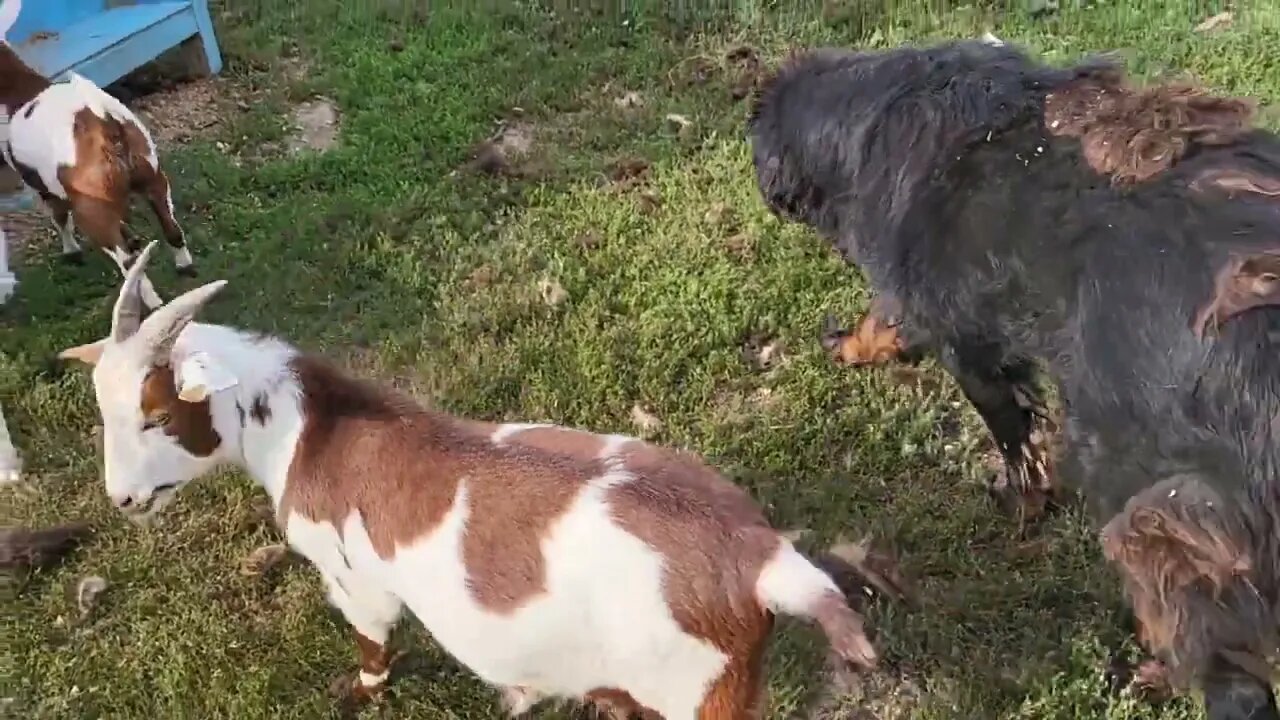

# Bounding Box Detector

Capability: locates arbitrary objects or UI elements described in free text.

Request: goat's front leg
[937,343,1057,525]
[0,401,21,484]
[320,572,405,706]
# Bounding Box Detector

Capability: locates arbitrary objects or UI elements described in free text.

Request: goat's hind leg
[1103,480,1280,720]
[138,169,194,278]
[39,195,82,264]
[939,344,1057,524]
[67,193,164,308]
[320,572,405,707]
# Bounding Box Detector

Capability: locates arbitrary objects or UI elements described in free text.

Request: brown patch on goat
[352,630,394,694]
[696,635,771,718]
[1191,168,1280,198]
[280,357,597,613]
[139,365,221,456]
[1044,76,1254,184]
[1192,251,1280,339]
[0,44,52,112]
[1100,482,1257,684]
[605,441,779,653]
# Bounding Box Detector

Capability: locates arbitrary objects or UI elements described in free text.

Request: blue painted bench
[8,0,222,86]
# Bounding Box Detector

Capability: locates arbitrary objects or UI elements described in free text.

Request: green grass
[4,1,1278,718]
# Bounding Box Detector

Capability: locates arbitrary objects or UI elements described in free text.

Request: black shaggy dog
[749,40,1280,719]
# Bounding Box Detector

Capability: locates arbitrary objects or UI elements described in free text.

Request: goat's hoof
[175,264,198,279]
[330,671,389,717]
[60,250,85,266]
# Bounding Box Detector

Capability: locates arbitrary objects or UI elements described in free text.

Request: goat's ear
[57,339,108,366]
[111,241,161,343]
[1193,252,1280,338]
[134,280,228,365]
[175,352,238,403]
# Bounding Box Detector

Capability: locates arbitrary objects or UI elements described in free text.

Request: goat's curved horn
[111,241,161,343]
[134,280,228,365]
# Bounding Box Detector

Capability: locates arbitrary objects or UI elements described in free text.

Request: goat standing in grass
[0,0,193,309]
[750,39,1280,719]
[57,241,882,718]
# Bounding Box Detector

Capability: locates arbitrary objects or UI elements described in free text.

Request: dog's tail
[755,540,879,669]
[0,522,92,572]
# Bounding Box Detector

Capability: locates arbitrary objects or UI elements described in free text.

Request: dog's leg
[822,291,930,367]
[938,344,1056,524]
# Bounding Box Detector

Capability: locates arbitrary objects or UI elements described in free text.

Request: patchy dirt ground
[287,98,341,154]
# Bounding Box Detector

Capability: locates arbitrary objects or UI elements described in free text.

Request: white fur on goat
[0,400,20,484]
[58,242,880,718]
[0,0,192,307]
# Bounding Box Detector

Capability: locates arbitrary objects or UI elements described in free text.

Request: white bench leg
[0,223,17,304]
[0,401,21,485]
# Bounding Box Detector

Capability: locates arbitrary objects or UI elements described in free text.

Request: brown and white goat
[57,241,880,718]
[1,0,193,308]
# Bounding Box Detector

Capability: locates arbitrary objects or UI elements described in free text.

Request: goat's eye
[143,412,172,431]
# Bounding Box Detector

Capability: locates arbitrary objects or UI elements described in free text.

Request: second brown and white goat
[1,0,193,308]
[58,241,881,719]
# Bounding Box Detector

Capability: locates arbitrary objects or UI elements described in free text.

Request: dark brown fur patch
[250,393,272,425]
[0,43,51,112]
[1044,77,1254,184]
[1100,480,1257,683]
[139,365,221,456]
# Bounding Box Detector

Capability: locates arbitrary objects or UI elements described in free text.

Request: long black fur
[749,40,1280,720]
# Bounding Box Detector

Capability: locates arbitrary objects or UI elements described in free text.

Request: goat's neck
[180,322,302,506]
[0,42,51,111]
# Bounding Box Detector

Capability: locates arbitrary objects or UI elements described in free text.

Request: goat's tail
[754,540,879,669]
[0,523,92,572]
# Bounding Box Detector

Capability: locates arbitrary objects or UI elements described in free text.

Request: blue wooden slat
[7,0,107,43]
[14,3,191,83]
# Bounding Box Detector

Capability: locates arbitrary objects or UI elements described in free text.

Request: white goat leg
[317,570,404,694]
[40,200,80,256]
[0,401,21,485]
